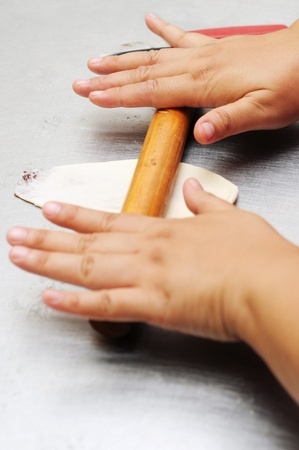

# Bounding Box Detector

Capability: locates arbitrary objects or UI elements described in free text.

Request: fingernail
[43,202,61,217]
[200,122,215,141]
[146,13,158,20]
[10,246,29,262]
[188,178,203,190]
[90,91,106,98]
[7,227,28,244]
[74,79,90,86]
[89,57,104,66]
[43,289,63,306]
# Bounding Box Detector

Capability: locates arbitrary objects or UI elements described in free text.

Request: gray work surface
[1,1,299,449]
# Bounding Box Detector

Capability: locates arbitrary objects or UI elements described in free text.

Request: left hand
[7,178,295,342]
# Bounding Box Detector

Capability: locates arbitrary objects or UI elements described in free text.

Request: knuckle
[117,86,126,107]
[144,79,160,105]
[96,290,113,315]
[69,292,80,310]
[143,230,171,264]
[64,204,81,223]
[30,230,48,248]
[79,254,95,284]
[146,49,161,65]
[213,108,233,135]
[90,74,106,89]
[99,212,118,232]
[36,250,50,269]
[99,73,109,86]
[132,65,152,83]
[147,244,165,264]
[77,233,97,253]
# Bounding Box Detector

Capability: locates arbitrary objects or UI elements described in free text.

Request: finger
[88,73,201,108]
[7,226,140,254]
[41,202,156,233]
[86,47,189,75]
[77,54,192,96]
[183,178,234,214]
[193,91,277,144]
[9,246,139,289]
[43,287,163,324]
[145,13,214,47]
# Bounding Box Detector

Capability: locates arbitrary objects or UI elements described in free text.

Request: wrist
[235,243,299,343]
[233,242,299,402]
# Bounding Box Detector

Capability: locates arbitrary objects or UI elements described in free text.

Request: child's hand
[73,14,299,144]
[6,179,295,342]
[7,179,299,403]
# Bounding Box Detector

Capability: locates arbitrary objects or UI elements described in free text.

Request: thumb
[183,178,233,215]
[193,95,271,144]
[145,13,214,48]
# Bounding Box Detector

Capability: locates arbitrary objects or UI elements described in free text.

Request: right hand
[73,14,299,144]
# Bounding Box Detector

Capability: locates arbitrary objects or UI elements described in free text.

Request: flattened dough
[15,159,238,218]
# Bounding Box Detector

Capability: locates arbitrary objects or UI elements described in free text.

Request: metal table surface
[1,1,299,448]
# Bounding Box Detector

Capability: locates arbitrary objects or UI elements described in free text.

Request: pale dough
[15,159,238,218]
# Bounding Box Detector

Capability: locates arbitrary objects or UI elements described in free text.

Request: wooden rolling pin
[90,107,194,337]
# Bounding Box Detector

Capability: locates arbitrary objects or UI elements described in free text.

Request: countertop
[1,0,299,448]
